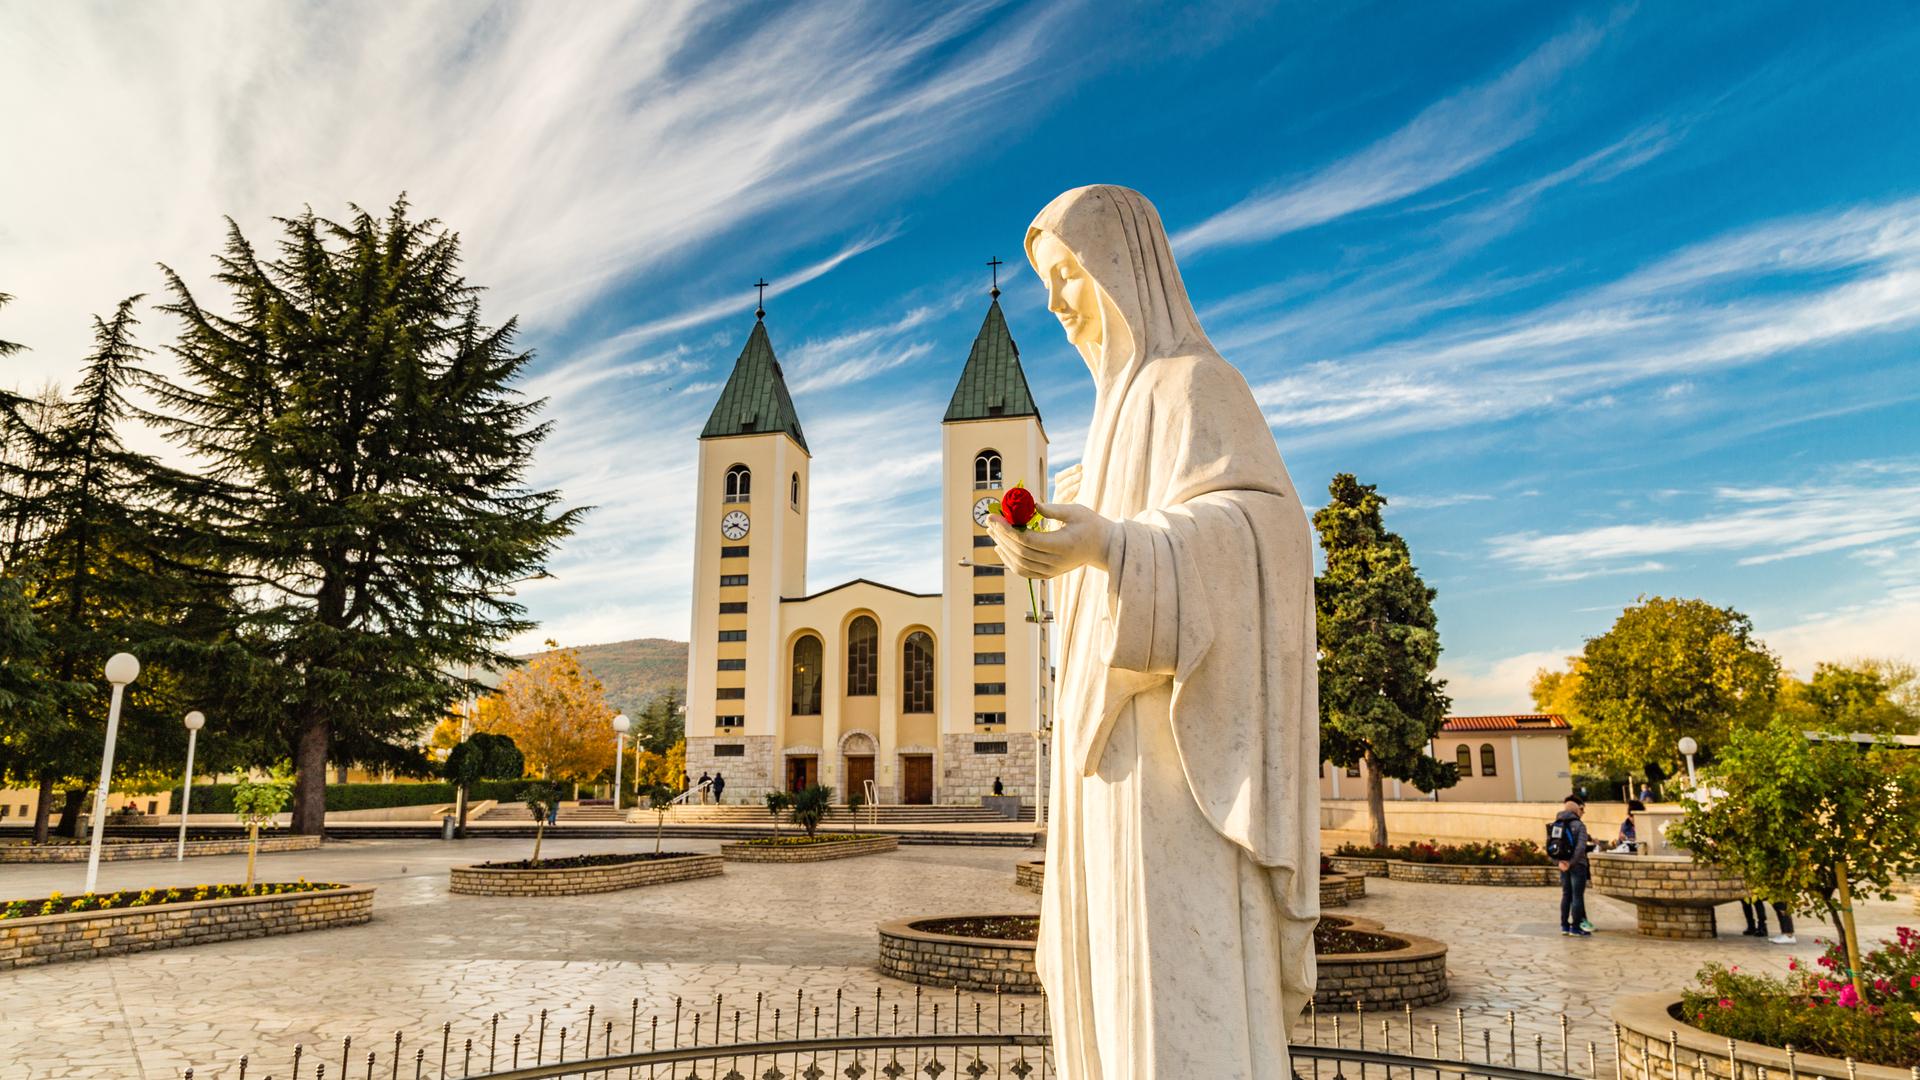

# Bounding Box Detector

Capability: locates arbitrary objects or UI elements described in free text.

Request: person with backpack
[1548,793,1594,936]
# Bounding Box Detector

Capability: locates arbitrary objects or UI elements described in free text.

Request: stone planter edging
[0,884,373,971]
[877,915,1039,994]
[1612,992,1907,1080]
[1590,854,1747,939]
[1386,861,1559,887]
[1327,856,1391,877]
[1015,860,1044,894]
[449,854,723,896]
[0,834,323,863]
[721,835,899,863]
[1319,871,1367,907]
[1314,913,1449,1011]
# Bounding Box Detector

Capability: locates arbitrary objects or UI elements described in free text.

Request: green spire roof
[701,318,808,451]
[944,299,1040,424]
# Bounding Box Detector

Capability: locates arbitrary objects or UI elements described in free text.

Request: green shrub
[185,781,527,815]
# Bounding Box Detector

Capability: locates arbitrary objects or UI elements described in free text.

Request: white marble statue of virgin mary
[985,184,1320,1079]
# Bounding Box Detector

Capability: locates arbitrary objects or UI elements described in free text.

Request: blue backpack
[1545,819,1575,861]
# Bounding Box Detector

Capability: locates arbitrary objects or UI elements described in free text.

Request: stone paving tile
[0,837,1909,1078]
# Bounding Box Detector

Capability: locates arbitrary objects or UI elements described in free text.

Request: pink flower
[1717,998,1732,1010]
[1787,960,1798,971]
[1816,955,1835,968]
[1835,985,1860,1008]
[1910,975,1919,989]
[1874,978,1890,993]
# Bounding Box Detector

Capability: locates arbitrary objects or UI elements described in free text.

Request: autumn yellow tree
[475,642,616,785]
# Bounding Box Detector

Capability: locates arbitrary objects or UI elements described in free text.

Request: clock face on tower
[972,497,996,528]
[721,510,750,540]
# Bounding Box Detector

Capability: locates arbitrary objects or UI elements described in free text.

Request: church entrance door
[845,755,874,804]
[902,755,933,805]
[785,756,818,793]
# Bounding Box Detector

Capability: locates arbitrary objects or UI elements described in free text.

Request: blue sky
[3,2,1917,711]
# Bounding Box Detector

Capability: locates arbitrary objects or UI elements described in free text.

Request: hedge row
[184,780,536,815]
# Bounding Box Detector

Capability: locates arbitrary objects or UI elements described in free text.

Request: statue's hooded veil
[1026,184,1320,1020]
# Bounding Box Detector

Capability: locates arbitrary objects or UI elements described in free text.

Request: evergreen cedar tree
[1312,473,1456,847]
[151,197,582,834]
[0,298,245,842]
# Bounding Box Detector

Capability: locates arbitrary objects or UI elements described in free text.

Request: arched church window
[791,634,823,716]
[847,616,878,696]
[973,451,1002,490]
[1480,744,1498,777]
[725,465,751,503]
[790,472,800,508]
[902,631,935,713]
[1454,744,1473,777]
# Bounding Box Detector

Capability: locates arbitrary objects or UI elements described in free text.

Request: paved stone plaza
[0,836,1909,1078]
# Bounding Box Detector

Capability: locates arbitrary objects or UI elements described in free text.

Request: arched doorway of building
[842,732,877,806]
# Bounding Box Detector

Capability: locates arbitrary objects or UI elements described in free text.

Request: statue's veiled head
[1025,185,1210,379]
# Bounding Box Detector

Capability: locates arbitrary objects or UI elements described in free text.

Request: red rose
[1001,485,1037,527]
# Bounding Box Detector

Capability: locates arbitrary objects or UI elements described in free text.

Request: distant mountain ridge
[512,637,688,716]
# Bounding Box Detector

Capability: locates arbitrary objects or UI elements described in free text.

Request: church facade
[683,292,1053,805]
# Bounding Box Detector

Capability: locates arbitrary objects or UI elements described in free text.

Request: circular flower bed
[450,851,721,896]
[1313,914,1450,1010]
[1673,929,1919,1067]
[878,913,1040,993]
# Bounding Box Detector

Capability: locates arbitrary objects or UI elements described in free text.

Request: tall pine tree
[1314,473,1455,847]
[155,198,582,834]
[1,298,209,840]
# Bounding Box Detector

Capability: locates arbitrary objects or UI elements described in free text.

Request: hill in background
[510,638,688,716]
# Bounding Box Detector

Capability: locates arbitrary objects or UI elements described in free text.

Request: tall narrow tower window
[902,631,936,714]
[791,634,823,716]
[724,465,752,503]
[973,451,1003,490]
[846,616,878,696]
[790,472,800,508]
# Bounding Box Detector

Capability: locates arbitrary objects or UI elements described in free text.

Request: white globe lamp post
[84,652,141,895]
[176,711,206,860]
[1677,736,1699,787]
[612,714,631,812]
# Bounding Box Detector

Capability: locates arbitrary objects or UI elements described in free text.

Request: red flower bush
[1680,929,1920,1065]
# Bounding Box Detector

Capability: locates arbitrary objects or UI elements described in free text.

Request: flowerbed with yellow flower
[1680,927,1920,1066]
[1,880,344,920]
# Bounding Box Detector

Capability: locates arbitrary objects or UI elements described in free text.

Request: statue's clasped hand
[986,501,1117,580]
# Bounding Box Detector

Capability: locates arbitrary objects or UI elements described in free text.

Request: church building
[683,287,1052,806]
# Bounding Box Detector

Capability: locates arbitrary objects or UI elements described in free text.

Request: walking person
[1548,794,1594,936]
[697,771,712,805]
[711,771,726,805]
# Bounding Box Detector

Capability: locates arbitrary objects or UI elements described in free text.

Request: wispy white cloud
[1488,462,1920,575]
[1437,648,1573,715]
[1173,15,1611,253]
[1251,195,1920,446]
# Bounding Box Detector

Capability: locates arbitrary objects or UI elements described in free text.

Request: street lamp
[84,652,140,895]
[612,713,631,812]
[176,711,206,861]
[1677,736,1699,786]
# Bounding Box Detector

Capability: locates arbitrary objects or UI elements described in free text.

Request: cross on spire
[753,277,770,320]
[986,257,1004,299]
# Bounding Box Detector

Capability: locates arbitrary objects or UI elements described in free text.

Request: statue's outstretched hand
[986,501,1116,580]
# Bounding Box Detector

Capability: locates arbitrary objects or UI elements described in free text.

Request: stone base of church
[939,734,1041,805]
[685,736,776,804]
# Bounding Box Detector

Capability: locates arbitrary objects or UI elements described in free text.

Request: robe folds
[1025,185,1320,1080]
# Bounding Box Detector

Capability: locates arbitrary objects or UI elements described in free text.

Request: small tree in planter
[846,787,866,834]
[522,781,561,866]
[231,774,292,888]
[790,784,834,840]
[764,790,792,839]
[642,783,677,854]
[1671,717,1920,999]
[443,733,524,836]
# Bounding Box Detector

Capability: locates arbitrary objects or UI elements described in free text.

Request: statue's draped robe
[1028,186,1319,1080]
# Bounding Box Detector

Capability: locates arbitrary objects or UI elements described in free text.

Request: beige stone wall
[1319,872,1367,907]
[1015,860,1044,894]
[1385,861,1559,887]
[1613,992,1907,1080]
[684,736,775,804]
[1321,799,1631,846]
[448,854,723,896]
[0,834,322,863]
[1312,914,1449,1010]
[938,732,1038,804]
[0,885,373,971]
